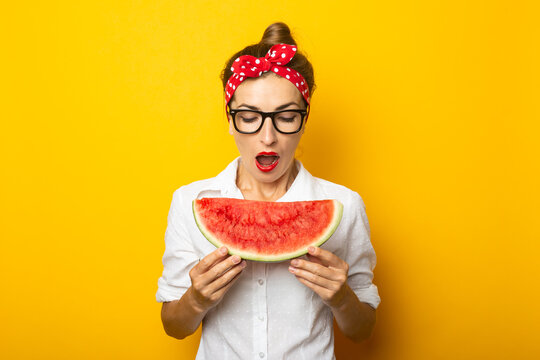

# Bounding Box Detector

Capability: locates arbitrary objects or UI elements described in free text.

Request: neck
[236,158,298,201]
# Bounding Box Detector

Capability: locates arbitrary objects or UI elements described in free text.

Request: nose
[259,116,278,145]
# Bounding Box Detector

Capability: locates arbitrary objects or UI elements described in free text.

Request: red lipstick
[255,152,279,172]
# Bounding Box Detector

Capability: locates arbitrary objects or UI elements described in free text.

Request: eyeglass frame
[227,108,308,134]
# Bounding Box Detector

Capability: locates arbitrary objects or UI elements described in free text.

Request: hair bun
[221,22,315,103]
[260,22,297,46]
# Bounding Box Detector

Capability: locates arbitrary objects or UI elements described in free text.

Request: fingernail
[308,246,315,254]
[288,266,296,273]
[291,259,299,266]
[241,260,247,268]
[232,255,241,264]
[220,247,228,255]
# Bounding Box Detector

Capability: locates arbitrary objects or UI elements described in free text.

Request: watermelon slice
[192,198,343,262]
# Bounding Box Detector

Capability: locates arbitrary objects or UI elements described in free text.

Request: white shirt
[156,157,381,360]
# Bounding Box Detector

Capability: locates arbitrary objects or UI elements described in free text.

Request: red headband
[225,43,310,107]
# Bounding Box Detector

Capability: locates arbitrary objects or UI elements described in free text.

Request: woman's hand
[188,246,247,313]
[288,246,350,309]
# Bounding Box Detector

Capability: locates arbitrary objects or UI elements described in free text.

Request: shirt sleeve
[342,191,381,310]
[156,188,199,303]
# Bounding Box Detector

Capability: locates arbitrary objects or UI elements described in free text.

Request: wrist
[329,283,355,311]
[186,287,209,315]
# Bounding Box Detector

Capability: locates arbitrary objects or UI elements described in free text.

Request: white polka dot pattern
[225,43,309,106]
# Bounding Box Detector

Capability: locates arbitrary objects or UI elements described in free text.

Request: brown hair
[220,22,316,106]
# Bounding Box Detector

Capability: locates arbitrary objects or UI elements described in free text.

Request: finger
[204,262,246,303]
[288,265,340,290]
[306,253,325,266]
[295,274,333,300]
[193,247,229,276]
[199,254,244,287]
[289,258,342,282]
[207,260,247,294]
[206,267,245,303]
[307,246,347,269]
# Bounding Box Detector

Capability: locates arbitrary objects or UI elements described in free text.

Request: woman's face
[228,73,307,184]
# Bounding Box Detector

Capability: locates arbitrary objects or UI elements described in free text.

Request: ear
[300,106,309,135]
[228,116,234,135]
[225,101,234,135]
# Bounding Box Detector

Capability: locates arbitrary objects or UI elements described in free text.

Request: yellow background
[2,1,539,359]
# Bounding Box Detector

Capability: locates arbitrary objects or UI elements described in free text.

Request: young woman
[157,22,381,359]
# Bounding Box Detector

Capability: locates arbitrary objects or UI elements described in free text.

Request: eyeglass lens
[234,111,302,133]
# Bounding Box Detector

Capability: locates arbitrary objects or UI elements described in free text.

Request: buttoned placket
[224,180,269,358]
[252,261,268,359]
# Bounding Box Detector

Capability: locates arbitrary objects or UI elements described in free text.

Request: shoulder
[170,176,221,209]
[307,175,372,251]
[167,157,239,216]
[174,177,217,196]
[311,175,366,211]
[309,175,369,234]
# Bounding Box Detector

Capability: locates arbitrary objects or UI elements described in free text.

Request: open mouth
[255,152,280,172]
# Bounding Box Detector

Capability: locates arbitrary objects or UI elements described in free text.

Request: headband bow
[225,43,310,107]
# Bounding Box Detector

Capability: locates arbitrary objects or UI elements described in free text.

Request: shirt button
[259,352,265,358]
[258,315,264,321]
[258,279,264,285]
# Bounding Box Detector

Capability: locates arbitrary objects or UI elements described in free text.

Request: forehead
[231,73,303,109]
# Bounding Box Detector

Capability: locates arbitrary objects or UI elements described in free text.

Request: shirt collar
[204,156,314,201]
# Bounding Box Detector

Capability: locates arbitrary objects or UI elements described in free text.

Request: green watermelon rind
[192,199,344,263]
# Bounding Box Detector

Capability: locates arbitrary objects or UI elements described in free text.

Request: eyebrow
[236,102,301,111]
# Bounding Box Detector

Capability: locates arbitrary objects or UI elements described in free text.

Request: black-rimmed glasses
[228,109,307,134]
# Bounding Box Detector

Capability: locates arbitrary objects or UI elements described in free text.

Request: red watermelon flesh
[193,198,343,262]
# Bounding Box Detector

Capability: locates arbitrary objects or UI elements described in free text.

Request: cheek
[233,134,254,154]
[282,135,302,155]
